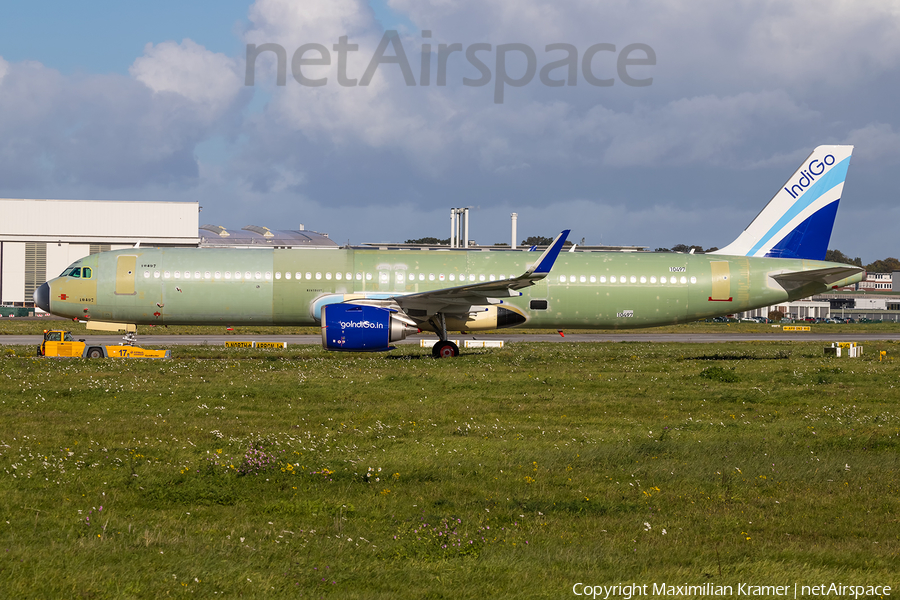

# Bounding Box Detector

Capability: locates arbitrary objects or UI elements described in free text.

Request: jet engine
[321,304,418,352]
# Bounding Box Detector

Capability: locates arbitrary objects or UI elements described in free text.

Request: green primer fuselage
[45,247,860,329]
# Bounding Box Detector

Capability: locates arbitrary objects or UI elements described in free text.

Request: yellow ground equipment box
[38,330,170,359]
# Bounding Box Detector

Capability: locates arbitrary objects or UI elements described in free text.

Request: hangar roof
[199,224,336,248]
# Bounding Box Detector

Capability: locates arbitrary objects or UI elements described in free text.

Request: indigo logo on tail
[784,154,836,199]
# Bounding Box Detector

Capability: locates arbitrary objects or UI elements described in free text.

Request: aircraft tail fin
[712,145,853,260]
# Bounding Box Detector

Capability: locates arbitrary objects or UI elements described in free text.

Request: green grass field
[1,341,898,598]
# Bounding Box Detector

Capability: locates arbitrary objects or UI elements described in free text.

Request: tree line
[825,250,900,273]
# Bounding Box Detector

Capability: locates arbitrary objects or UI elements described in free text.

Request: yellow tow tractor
[38,329,171,359]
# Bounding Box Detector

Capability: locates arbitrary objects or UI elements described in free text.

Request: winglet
[525,230,570,276]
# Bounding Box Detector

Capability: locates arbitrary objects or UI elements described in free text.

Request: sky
[1,1,899,261]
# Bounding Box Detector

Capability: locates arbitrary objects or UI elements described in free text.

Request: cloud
[0,56,8,86]
[0,40,247,190]
[130,39,243,117]
[843,123,900,164]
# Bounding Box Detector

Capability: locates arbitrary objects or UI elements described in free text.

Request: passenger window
[335,272,341,280]
[530,300,548,310]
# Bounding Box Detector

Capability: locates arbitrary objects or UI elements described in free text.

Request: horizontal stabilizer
[772,266,864,291]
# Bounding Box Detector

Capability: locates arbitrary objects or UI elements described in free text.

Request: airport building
[0,198,335,310]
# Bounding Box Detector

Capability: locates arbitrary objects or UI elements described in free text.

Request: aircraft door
[115,255,137,295]
[709,261,732,302]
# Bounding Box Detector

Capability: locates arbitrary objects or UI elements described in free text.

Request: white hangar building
[0,199,335,307]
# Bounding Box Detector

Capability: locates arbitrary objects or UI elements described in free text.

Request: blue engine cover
[321,304,395,352]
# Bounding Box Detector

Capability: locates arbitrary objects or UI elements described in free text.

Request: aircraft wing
[394,230,570,314]
[772,266,865,291]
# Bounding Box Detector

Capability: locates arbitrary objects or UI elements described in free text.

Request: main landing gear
[432,340,459,358]
[428,312,460,359]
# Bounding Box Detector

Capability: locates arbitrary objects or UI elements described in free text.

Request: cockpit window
[82,267,92,279]
[70,268,81,278]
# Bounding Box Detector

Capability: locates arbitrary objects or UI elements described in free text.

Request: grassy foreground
[0,341,898,598]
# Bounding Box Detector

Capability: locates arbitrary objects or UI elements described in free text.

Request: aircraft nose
[34,282,51,312]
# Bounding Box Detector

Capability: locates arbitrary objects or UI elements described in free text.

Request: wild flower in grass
[237,442,279,476]
[364,466,382,483]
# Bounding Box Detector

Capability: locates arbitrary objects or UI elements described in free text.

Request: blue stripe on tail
[764,200,839,260]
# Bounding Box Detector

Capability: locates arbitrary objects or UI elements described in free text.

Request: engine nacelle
[321,304,417,352]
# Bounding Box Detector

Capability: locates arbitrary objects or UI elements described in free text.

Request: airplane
[34,145,864,358]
